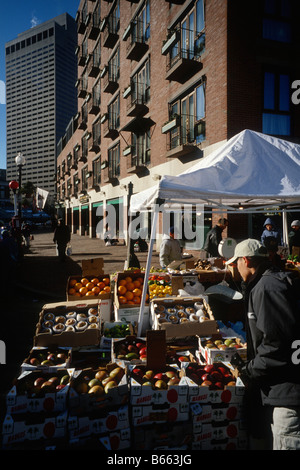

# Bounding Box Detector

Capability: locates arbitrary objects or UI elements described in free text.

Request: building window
[108,94,120,130]
[131,58,150,104]
[263,0,291,43]
[131,132,151,166]
[93,157,101,186]
[132,0,150,43]
[109,47,120,83]
[263,71,290,135]
[108,143,120,178]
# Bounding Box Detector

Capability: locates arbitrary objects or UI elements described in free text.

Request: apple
[144,370,154,379]
[88,385,104,395]
[109,367,123,381]
[217,367,227,375]
[104,381,117,393]
[128,344,138,353]
[30,358,40,366]
[214,382,224,389]
[154,379,167,389]
[34,377,46,388]
[142,381,153,386]
[132,368,144,378]
[56,384,66,391]
[210,371,223,382]
[95,370,108,381]
[41,381,55,392]
[168,377,180,386]
[47,353,56,362]
[88,378,101,388]
[178,356,189,362]
[204,364,215,373]
[165,370,177,379]
[201,380,212,387]
[136,342,145,349]
[56,353,67,362]
[227,381,236,386]
[75,381,89,394]
[201,373,211,382]
[139,347,147,356]
[48,376,59,386]
[60,375,70,385]
[153,372,165,380]
[102,376,114,386]
[224,339,234,347]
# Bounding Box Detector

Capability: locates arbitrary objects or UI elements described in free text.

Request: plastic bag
[66,243,72,256]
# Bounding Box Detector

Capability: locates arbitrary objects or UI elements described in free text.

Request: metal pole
[125,182,133,269]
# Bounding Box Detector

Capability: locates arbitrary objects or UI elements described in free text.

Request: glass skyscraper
[5,13,78,195]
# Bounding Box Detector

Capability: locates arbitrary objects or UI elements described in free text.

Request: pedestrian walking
[203,217,228,257]
[53,219,71,262]
[226,238,300,450]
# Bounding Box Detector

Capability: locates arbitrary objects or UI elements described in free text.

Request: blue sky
[0,0,80,170]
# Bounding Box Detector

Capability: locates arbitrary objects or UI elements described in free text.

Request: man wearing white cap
[288,220,300,254]
[226,239,300,450]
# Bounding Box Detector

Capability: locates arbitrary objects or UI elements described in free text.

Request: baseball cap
[225,238,268,265]
[291,220,300,227]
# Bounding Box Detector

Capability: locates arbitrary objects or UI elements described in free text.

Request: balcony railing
[102,15,119,48]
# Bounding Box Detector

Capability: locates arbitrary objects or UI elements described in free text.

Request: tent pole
[137,205,159,337]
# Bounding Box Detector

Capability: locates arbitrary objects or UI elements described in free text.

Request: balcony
[103,118,119,139]
[102,69,119,94]
[88,94,100,115]
[89,134,100,153]
[76,77,88,98]
[121,116,155,134]
[126,92,149,117]
[125,145,150,175]
[126,35,148,61]
[77,44,88,66]
[166,48,203,83]
[164,120,205,158]
[87,12,101,40]
[102,16,119,49]
[102,165,118,184]
[76,11,90,35]
[78,110,88,130]
[87,53,101,78]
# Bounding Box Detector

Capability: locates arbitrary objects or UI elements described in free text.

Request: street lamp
[15,152,26,220]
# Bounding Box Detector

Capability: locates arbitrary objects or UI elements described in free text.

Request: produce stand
[1,253,251,451]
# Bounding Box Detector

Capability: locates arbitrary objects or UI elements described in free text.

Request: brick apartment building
[56,0,300,248]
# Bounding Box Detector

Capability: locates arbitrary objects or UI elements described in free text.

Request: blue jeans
[272,407,300,450]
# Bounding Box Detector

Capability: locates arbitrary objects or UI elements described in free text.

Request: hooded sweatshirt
[261,217,282,246]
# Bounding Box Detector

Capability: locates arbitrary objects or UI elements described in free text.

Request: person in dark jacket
[261,217,282,247]
[53,219,71,262]
[203,217,228,257]
[226,239,300,450]
[288,220,300,254]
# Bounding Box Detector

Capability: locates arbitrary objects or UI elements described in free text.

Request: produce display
[2,265,249,451]
[68,276,111,297]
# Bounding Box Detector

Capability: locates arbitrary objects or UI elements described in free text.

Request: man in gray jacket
[159,226,182,268]
[226,239,300,450]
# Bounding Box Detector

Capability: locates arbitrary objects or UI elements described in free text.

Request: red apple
[34,377,46,388]
[201,380,212,387]
[204,364,215,373]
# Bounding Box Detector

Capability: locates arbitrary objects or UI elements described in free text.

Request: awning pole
[137,205,159,336]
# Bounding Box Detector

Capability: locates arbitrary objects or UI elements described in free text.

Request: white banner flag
[36,187,49,209]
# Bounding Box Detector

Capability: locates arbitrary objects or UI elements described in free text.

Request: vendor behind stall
[159,226,182,268]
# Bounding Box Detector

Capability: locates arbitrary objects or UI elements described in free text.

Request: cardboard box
[100,321,135,349]
[150,296,218,339]
[132,421,193,450]
[192,423,248,450]
[131,403,189,426]
[114,271,148,310]
[21,346,71,372]
[67,259,111,301]
[114,303,150,335]
[69,427,131,450]
[5,369,73,415]
[190,402,242,431]
[68,363,129,410]
[2,410,68,447]
[34,300,101,347]
[68,405,130,439]
[198,335,247,364]
[111,335,146,364]
[186,374,245,404]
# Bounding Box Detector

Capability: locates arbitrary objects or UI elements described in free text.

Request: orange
[86,282,95,291]
[97,281,105,290]
[92,286,100,294]
[119,279,127,286]
[124,276,133,283]
[79,286,88,295]
[118,296,127,304]
[133,296,141,304]
[126,282,135,291]
[118,285,127,295]
[125,291,134,301]
[99,290,107,295]
[132,288,142,297]
[68,288,76,295]
[91,278,99,285]
[69,279,77,287]
[133,280,142,288]
[85,291,94,296]
[103,286,111,293]
[81,278,89,286]
[136,277,144,284]
[103,277,110,285]
[75,282,83,291]
[74,292,81,297]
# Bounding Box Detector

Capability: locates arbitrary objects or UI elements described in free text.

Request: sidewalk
[14,229,161,300]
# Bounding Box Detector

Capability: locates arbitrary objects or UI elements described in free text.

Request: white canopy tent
[130,129,300,334]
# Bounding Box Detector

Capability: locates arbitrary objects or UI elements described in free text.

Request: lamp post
[15,152,26,220]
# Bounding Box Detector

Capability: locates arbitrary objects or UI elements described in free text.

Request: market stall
[2,129,300,451]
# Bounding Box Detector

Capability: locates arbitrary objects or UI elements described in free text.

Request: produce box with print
[100,321,135,349]
[131,402,189,426]
[5,368,73,415]
[182,361,245,404]
[69,427,131,450]
[198,334,247,364]
[150,296,218,339]
[68,363,128,411]
[34,300,101,347]
[21,346,71,372]
[111,335,147,364]
[192,422,248,450]
[68,405,130,439]
[132,421,193,450]
[2,410,68,448]
[190,402,243,431]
